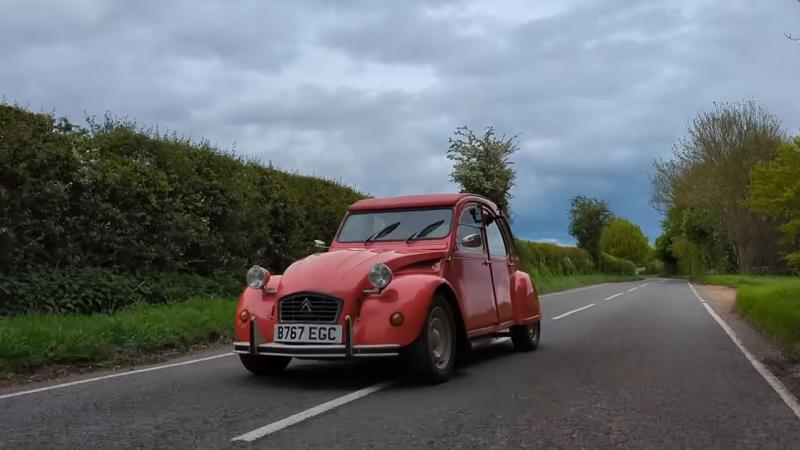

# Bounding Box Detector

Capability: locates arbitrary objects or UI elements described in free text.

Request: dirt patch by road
[695,284,800,406]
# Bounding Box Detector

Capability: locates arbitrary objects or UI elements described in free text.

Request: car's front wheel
[239,354,291,375]
[406,294,457,384]
[511,320,540,351]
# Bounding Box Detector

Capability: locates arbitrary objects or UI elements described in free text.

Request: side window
[456,206,484,254]
[498,217,517,257]
[485,214,508,257]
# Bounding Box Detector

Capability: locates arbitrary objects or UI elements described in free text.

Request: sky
[2,0,800,245]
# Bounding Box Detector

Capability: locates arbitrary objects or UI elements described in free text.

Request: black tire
[239,354,291,375]
[405,295,457,384]
[511,321,540,352]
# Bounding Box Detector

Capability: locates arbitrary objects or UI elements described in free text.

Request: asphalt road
[2,278,800,449]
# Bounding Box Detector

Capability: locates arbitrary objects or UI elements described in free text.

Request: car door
[483,209,514,323]
[446,204,498,331]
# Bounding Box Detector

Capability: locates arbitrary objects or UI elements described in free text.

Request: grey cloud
[2,0,800,245]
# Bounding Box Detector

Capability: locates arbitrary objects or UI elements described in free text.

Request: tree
[600,218,651,265]
[568,196,613,261]
[749,137,800,273]
[447,126,518,216]
[650,100,784,273]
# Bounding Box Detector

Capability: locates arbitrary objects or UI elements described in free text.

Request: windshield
[337,208,453,243]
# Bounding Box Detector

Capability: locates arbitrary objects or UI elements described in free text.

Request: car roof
[348,193,500,214]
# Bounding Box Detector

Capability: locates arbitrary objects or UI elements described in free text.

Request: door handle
[482,260,490,266]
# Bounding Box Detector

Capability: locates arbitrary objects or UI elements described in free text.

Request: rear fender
[354,274,454,347]
[510,271,541,324]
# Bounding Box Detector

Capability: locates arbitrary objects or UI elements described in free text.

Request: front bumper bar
[233,314,401,358]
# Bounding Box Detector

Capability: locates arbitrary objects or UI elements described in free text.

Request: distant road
[2,279,799,449]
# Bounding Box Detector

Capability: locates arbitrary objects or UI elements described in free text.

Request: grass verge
[533,273,642,294]
[0,297,236,378]
[693,275,800,360]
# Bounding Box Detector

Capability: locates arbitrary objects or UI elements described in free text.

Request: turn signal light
[389,312,404,326]
[239,309,251,323]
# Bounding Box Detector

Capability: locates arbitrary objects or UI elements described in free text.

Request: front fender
[354,274,449,347]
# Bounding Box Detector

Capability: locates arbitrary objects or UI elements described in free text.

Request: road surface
[2,278,799,449]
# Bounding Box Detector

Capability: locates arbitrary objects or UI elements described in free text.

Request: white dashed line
[627,287,638,292]
[604,293,624,301]
[552,303,596,320]
[232,381,394,442]
[0,353,234,400]
[689,282,800,422]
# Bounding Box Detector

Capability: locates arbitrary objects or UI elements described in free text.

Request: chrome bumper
[233,314,401,358]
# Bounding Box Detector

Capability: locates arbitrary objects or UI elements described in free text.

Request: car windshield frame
[336,207,455,243]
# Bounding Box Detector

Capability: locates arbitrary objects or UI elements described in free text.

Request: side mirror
[313,239,328,249]
[460,233,482,248]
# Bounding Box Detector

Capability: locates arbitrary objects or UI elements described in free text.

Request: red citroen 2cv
[233,193,542,383]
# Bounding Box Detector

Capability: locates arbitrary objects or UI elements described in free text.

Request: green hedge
[515,240,595,276]
[0,269,242,316]
[598,252,637,276]
[0,104,364,276]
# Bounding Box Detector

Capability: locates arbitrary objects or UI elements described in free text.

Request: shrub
[598,252,637,276]
[515,240,594,276]
[0,269,242,316]
[0,104,364,276]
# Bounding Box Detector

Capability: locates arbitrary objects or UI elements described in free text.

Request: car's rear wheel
[406,294,456,384]
[239,354,291,375]
[511,320,540,351]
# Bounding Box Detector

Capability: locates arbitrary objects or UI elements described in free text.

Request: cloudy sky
[2,0,800,245]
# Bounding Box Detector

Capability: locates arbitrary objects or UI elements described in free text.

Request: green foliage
[645,259,665,275]
[598,252,637,276]
[0,103,364,276]
[0,297,237,376]
[749,138,800,274]
[446,126,518,215]
[651,100,784,273]
[0,269,242,316]
[695,275,800,360]
[599,218,650,265]
[514,240,594,276]
[568,196,613,260]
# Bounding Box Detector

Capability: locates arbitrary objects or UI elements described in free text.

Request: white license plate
[274,324,342,344]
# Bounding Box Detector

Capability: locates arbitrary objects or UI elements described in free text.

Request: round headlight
[246,265,269,289]
[368,263,392,290]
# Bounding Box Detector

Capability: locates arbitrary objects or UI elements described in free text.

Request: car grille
[278,293,342,324]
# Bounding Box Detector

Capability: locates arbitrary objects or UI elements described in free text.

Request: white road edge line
[552,303,595,320]
[232,381,394,442]
[604,293,624,301]
[0,353,234,401]
[690,282,800,422]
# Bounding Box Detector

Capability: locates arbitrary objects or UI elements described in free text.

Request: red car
[233,193,542,383]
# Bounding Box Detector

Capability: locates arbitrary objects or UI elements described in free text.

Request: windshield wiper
[406,220,445,243]
[365,221,401,243]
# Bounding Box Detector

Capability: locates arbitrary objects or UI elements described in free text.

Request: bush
[515,240,594,276]
[0,104,365,277]
[598,252,637,276]
[645,259,665,275]
[0,269,242,316]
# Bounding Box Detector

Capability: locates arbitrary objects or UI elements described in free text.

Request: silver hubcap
[428,306,453,370]
[528,323,538,342]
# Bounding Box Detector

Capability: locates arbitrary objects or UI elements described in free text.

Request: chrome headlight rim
[246,265,270,289]
[368,263,393,290]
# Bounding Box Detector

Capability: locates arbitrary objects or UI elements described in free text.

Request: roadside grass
[0,298,236,377]
[0,273,644,378]
[533,273,643,294]
[693,275,800,360]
